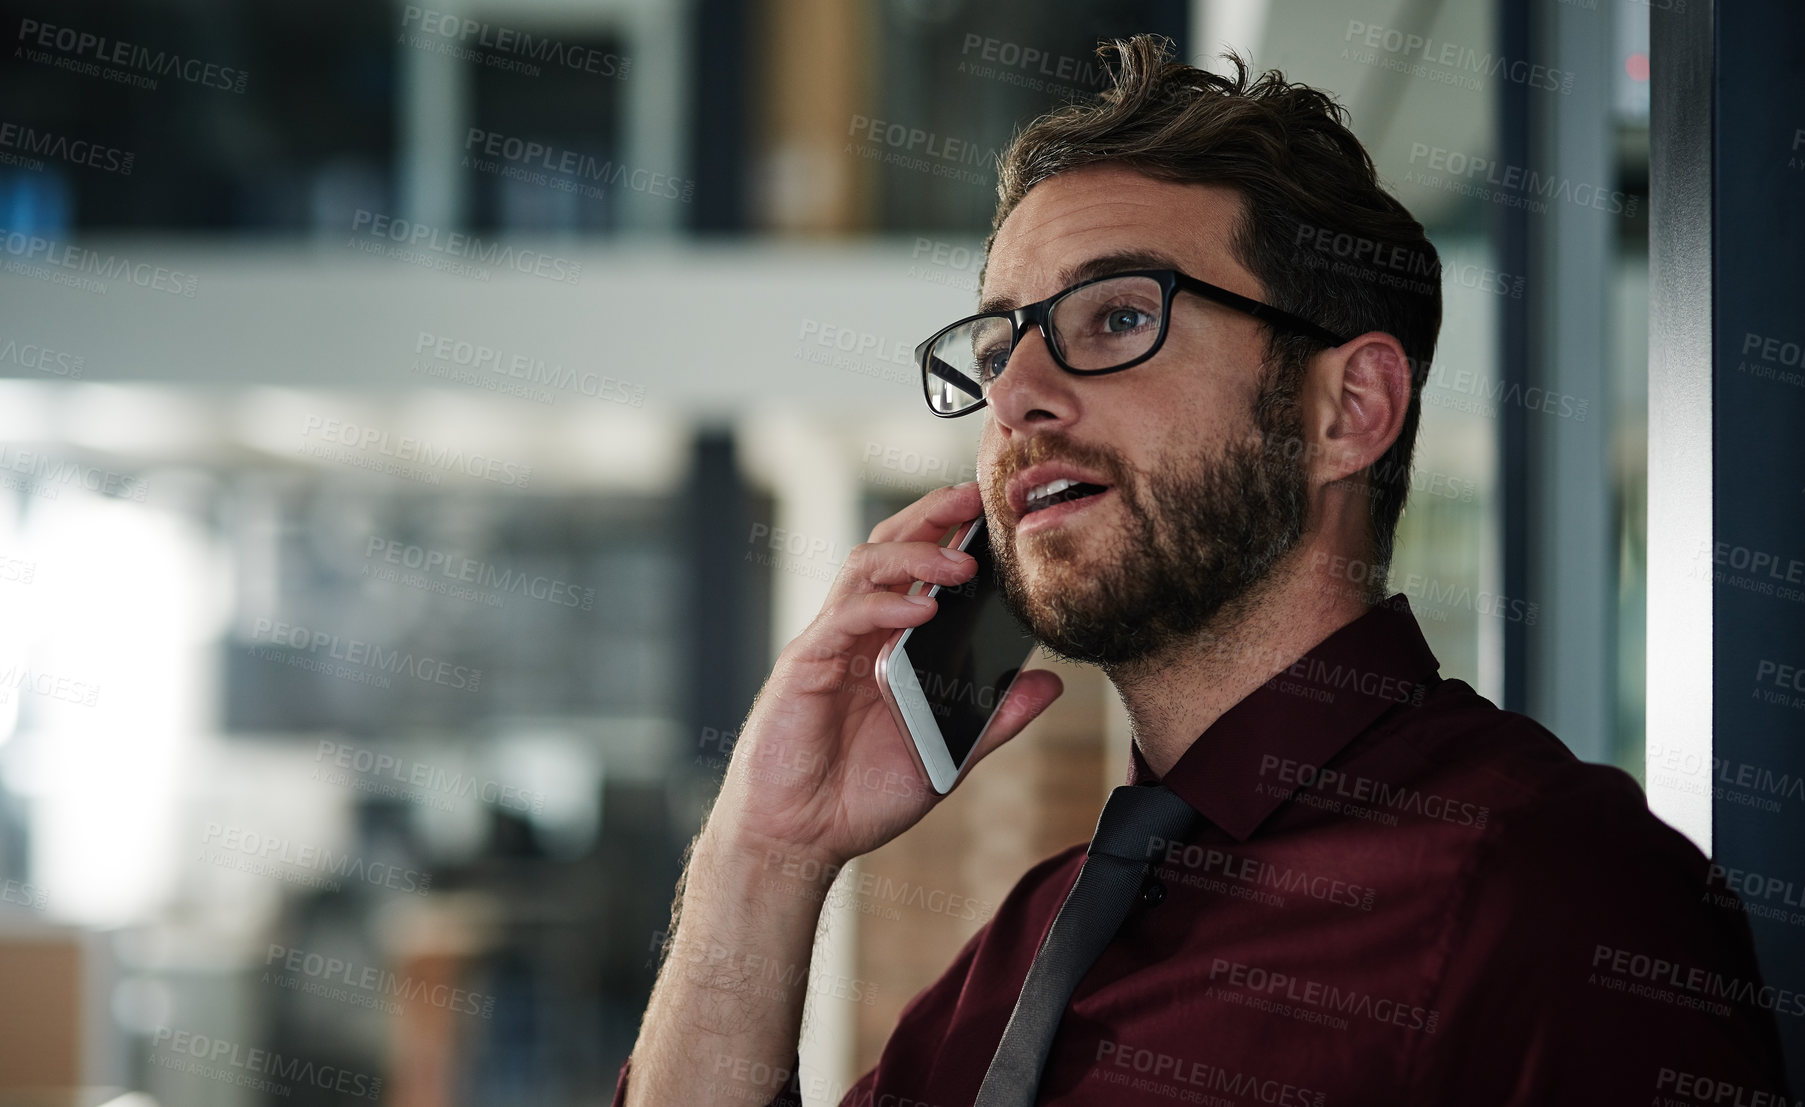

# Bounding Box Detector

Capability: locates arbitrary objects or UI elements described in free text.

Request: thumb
[962,667,1065,773]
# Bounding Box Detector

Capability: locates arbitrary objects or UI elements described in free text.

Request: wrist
[699,790,853,871]
[697,818,850,894]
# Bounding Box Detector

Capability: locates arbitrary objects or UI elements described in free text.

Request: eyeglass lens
[923,275,1166,415]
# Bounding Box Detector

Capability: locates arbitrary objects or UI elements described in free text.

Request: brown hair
[986,35,1441,588]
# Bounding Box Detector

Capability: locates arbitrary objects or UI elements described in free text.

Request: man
[617,36,1792,1105]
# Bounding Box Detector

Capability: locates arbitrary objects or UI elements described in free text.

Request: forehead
[982,164,1253,310]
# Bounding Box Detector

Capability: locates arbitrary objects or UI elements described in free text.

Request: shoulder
[1370,679,1769,1010]
[1393,677,1683,875]
[1396,683,1789,1093]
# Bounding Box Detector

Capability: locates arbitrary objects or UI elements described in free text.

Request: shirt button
[1140,878,1166,907]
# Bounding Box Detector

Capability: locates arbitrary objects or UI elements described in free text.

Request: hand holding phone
[709,483,1063,870]
[875,515,1040,794]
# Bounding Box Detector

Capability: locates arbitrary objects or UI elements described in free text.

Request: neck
[1105,545,1372,777]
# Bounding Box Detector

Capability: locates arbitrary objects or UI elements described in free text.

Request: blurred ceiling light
[0,381,59,442]
[63,385,216,457]
[230,388,383,461]
[546,404,684,492]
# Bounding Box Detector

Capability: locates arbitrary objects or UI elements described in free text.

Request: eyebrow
[978,248,1187,313]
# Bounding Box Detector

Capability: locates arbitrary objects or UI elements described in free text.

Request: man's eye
[977,347,1011,381]
[1103,306,1152,333]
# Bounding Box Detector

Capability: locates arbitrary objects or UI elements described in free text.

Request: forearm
[623,483,1060,1104]
[624,820,835,1107]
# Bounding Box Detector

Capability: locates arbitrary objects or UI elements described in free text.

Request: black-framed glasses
[916,268,1350,418]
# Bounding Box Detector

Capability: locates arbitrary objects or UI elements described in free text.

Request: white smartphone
[875,515,1040,794]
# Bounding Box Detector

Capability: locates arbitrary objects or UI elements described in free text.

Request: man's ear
[1302,331,1412,487]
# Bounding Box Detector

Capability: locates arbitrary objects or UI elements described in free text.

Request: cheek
[977,417,1006,470]
[1192,373,1263,449]
[1118,390,1231,466]
[976,420,1006,507]
[1144,324,1255,429]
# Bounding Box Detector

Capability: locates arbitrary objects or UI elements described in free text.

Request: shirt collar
[1126,594,1441,841]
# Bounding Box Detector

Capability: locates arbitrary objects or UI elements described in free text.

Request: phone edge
[874,515,987,796]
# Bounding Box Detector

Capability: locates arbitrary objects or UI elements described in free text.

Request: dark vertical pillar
[687,0,753,232]
[681,429,766,770]
[1709,0,1805,1085]
[1151,0,1189,44]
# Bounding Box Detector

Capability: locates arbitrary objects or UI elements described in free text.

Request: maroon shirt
[614,597,1793,1105]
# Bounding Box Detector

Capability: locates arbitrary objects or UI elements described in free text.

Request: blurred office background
[0,0,1681,1102]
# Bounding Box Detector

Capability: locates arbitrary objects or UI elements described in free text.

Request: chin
[1015,528,1112,597]
[1010,521,1080,568]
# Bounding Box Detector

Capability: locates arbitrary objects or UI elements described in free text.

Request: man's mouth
[1023,478,1111,514]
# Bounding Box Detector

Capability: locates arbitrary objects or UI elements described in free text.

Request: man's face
[976,164,1310,668]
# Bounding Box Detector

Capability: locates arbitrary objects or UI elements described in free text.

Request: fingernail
[940,547,969,562]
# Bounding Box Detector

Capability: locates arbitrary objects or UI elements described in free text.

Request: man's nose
[987,324,1077,431]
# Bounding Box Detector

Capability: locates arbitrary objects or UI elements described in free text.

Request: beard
[986,384,1309,670]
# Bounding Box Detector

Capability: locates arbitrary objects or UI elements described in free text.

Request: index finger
[867,481,984,546]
